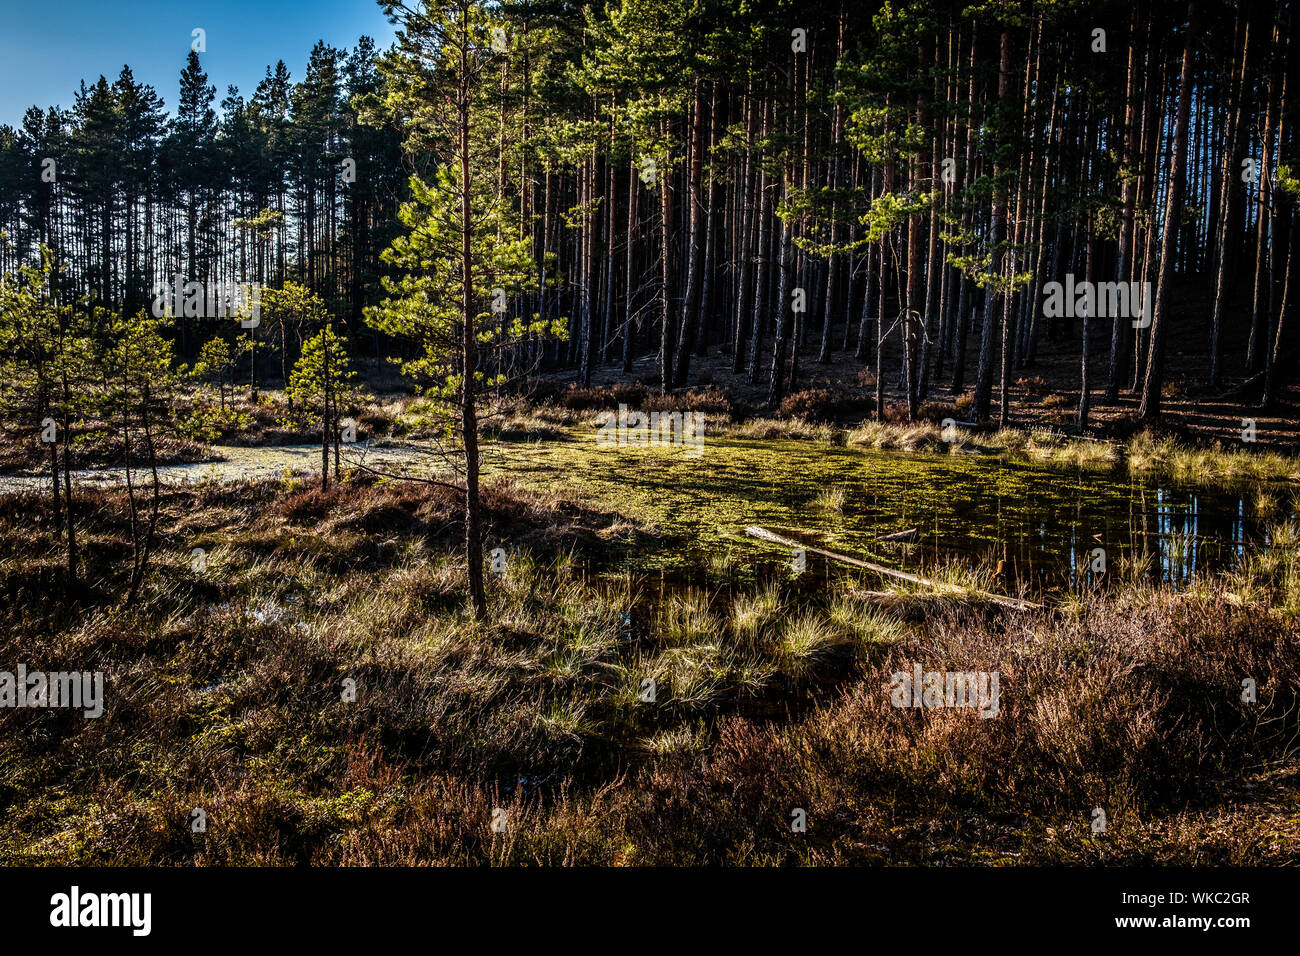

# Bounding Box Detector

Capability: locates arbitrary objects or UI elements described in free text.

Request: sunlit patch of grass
[730,583,782,643]
[727,418,839,442]
[776,612,853,678]
[527,403,584,427]
[405,613,470,661]
[642,725,704,757]
[605,656,657,710]
[834,422,1300,479]
[566,617,620,659]
[987,428,1030,451]
[1224,519,1300,616]
[1253,489,1280,518]
[827,595,910,648]
[812,485,848,514]
[484,412,570,442]
[884,558,998,602]
[1127,431,1300,485]
[1162,529,1197,583]
[845,420,891,448]
[730,654,777,697]
[656,590,721,647]
[541,645,591,680]
[1031,436,1119,469]
[652,643,727,708]
[533,699,592,741]
[846,420,942,452]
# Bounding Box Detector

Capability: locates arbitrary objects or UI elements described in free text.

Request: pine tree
[366,0,558,619]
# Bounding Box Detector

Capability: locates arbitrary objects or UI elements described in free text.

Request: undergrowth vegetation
[1,474,1298,864]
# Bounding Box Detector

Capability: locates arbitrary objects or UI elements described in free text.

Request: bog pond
[0,429,1290,594]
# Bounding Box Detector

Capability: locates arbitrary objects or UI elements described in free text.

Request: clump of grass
[1117,550,1158,588]
[776,387,844,423]
[648,642,727,708]
[776,612,854,678]
[656,590,721,647]
[730,582,782,643]
[812,485,847,514]
[845,420,943,452]
[1127,431,1300,485]
[705,547,737,582]
[533,698,593,741]
[556,381,650,411]
[832,420,1300,482]
[642,385,736,417]
[1043,438,1120,468]
[986,427,1030,451]
[726,417,840,443]
[643,725,704,757]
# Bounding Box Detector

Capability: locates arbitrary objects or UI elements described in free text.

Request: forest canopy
[0,0,1294,426]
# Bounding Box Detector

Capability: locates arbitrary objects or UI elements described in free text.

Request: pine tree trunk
[459,24,486,620]
[1210,16,1251,389]
[973,32,1011,424]
[1140,2,1197,421]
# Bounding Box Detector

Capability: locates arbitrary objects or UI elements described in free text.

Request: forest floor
[565,285,1300,450]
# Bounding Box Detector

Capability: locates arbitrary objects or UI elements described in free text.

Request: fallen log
[744,525,1041,612]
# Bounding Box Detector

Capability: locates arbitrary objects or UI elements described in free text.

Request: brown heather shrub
[777,387,840,422]
[618,589,1300,864]
[916,400,961,424]
[881,402,912,423]
[643,385,736,416]
[559,382,650,410]
[1017,375,1051,397]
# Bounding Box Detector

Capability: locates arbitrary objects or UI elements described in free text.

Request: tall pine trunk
[1139,2,1196,421]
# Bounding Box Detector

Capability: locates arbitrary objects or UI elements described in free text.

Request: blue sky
[0,0,398,126]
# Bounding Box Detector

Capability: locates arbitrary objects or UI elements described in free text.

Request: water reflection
[844,463,1286,592]
[856,463,1285,591]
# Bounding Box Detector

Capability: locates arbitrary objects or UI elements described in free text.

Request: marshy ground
[3,397,1300,864]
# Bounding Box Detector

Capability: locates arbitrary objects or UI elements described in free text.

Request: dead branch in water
[744,525,1041,611]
